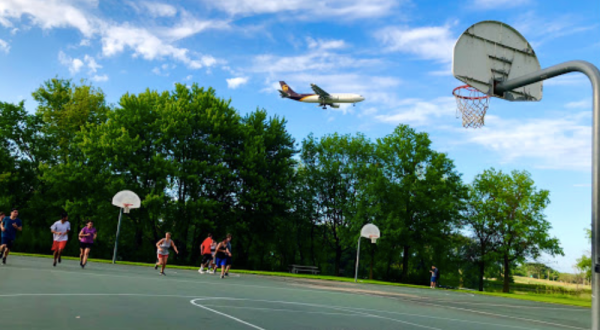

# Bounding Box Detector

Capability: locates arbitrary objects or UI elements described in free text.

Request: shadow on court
[0,256,590,330]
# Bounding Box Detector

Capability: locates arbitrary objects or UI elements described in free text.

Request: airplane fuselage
[294,93,365,104]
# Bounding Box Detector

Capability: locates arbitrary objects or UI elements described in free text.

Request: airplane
[278,81,365,109]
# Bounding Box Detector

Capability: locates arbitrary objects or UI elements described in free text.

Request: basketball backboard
[453,20,542,101]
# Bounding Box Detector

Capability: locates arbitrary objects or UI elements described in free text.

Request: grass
[11,252,591,308]
[514,275,591,290]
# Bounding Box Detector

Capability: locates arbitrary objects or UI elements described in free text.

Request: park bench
[289,264,320,275]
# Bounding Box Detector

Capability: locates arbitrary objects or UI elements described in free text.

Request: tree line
[0,78,563,292]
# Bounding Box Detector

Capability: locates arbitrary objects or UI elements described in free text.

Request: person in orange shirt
[198,233,214,274]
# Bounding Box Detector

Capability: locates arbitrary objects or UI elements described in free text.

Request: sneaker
[198,269,205,274]
[160,272,166,276]
[155,264,158,270]
[81,263,85,269]
[225,273,229,277]
[2,257,5,265]
[220,275,224,279]
[53,260,57,267]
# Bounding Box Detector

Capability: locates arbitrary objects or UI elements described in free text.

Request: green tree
[372,125,465,282]
[478,169,563,292]
[301,133,373,276]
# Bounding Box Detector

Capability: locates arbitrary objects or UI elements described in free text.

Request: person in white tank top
[155,232,179,276]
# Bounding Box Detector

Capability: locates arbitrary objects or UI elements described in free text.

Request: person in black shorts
[198,233,214,274]
[0,209,23,265]
[78,220,97,269]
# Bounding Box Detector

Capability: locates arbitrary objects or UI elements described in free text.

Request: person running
[78,220,97,269]
[0,209,23,265]
[214,234,232,279]
[50,212,71,267]
[155,232,178,276]
[224,234,233,277]
[430,265,439,289]
[209,240,217,273]
[198,233,214,274]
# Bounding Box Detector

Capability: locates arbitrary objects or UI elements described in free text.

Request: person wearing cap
[50,212,71,267]
[0,208,23,265]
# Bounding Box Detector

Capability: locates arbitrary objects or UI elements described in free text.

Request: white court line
[405,299,587,330]
[201,304,367,317]
[191,299,266,330]
[193,297,443,330]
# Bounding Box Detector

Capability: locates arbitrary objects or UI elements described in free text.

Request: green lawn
[12,252,591,307]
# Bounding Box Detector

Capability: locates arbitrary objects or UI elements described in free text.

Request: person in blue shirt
[0,208,23,265]
[430,265,439,289]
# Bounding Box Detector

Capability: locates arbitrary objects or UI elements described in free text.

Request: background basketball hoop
[111,190,141,264]
[355,224,380,283]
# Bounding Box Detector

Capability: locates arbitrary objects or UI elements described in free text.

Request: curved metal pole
[496,60,600,330]
[355,237,361,283]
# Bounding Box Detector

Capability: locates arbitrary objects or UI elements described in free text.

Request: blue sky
[0,0,598,272]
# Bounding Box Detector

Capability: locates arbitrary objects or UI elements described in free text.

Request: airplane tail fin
[279,81,298,97]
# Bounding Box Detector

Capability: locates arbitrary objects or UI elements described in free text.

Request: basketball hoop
[452,85,490,128]
[369,235,379,244]
[123,203,133,214]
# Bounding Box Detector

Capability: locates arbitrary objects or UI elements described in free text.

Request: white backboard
[360,224,380,239]
[453,20,542,101]
[112,190,141,209]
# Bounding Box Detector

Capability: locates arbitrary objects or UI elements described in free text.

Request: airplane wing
[310,84,330,99]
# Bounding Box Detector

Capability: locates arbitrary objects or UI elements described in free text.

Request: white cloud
[306,37,346,50]
[91,74,108,82]
[0,1,226,69]
[139,2,177,17]
[201,0,398,19]
[253,52,379,74]
[376,24,455,63]
[184,75,193,81]
[58,51,84,74]
[0,39,9,53]
[565,99,591,109]
[512,12,597,47]
[80,39,91,46]
[375,97,456,126]
[0,0,97,37]
[464,112,591,171]
[83,55,101,73]
[226,77,249,89]
[472,0,530,9]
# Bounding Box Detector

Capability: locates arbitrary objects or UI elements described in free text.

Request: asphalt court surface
[0,256,590,329]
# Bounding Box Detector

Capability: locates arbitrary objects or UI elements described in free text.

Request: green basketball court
[0,256,589,330]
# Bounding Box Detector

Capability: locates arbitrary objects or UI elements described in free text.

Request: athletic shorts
[201,253,213,264]
[225,256,232,266]
[215,258,227,267]
[52,240,67,251]
[157,254,169,261]
[80,242,93,250]
[431,277,437,283]
[1,237,14,249]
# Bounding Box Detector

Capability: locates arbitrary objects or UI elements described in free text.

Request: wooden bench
[289,264,320,275]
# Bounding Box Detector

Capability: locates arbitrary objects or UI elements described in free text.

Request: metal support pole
[112,208,123,264]
[495,60,600,329]
[355,237,362,283]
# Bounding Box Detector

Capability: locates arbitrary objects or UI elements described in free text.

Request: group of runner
[1,208,233,278]
[1,209,97,268]
[197,233,233,279]
[152,232,233,278]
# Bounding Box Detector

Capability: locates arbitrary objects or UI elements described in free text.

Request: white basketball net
[123,203,133,214]
[370,235,379,244]
[453,85,490,129]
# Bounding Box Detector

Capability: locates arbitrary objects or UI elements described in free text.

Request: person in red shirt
[198,233,214,274]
